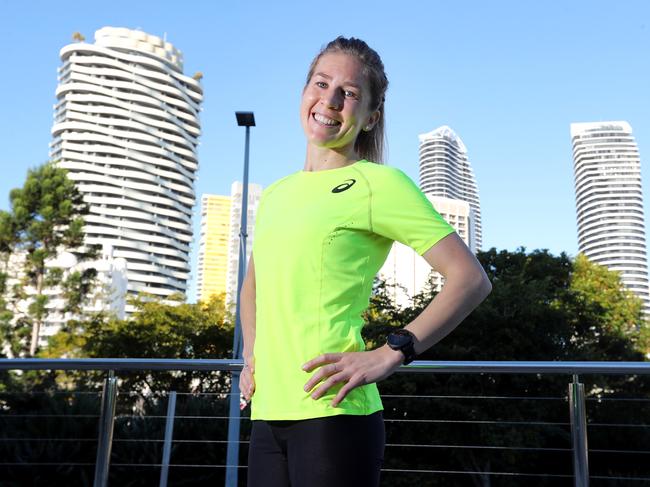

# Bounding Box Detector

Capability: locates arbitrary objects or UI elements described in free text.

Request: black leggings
[247,411,385,487]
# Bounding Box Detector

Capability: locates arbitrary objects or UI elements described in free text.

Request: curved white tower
[50,27,203,308]
[418,126,482,252]
[571,121,650,314]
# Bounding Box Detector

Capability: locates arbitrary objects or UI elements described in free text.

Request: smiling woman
[300,37,388,168]
[238,36,492,487]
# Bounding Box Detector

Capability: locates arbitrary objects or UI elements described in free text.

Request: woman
[239,36,492,487]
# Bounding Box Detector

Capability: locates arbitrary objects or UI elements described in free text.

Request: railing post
[569,374,589,487]
[159,391,177,487]
[94,370,118,487]
[225,370,242,487]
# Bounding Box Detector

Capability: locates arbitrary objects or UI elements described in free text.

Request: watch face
[388,329,412,348]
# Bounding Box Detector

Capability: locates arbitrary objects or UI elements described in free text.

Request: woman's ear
[365,109,381,131]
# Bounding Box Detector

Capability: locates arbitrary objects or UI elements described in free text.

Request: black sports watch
[386,329,417,365]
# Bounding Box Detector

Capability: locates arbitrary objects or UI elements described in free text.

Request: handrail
[0,358,649,374]
[3,358,649,487]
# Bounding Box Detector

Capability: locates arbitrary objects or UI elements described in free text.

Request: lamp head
[235,112,256,127]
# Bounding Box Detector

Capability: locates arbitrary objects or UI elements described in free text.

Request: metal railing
[1,358,650,487]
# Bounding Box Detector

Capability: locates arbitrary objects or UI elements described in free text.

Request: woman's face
[300,52,378,156]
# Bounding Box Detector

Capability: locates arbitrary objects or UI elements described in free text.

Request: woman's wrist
[377,344,405,369]
[243,352,254,367]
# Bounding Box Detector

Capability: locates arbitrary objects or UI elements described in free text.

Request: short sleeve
[371,168,456,255]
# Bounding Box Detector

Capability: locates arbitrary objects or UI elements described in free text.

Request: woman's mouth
[313,113,341,127]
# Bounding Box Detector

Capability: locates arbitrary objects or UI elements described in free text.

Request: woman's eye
[315,81,327,88]
[344,90,358,99]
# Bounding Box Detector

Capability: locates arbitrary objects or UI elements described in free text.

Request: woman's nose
[322,89,343,110]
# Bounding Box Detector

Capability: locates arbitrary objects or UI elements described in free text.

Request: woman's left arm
[302,232,492,406]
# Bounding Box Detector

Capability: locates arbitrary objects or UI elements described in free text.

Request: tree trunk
[29,272,44,356]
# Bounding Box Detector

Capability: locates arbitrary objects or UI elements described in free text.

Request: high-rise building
[196,183,262,308]
[196,194,232,303]
[571,121,650,314]
[418,125,482,252]
[50,27,203,311]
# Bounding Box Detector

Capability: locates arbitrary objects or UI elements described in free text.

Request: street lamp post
[225,111,255,487]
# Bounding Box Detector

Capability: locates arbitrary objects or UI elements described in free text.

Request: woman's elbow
[473,268,492,302]
[456,265,492,302]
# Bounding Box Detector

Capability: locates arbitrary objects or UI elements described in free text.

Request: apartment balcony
[1,359,649,486]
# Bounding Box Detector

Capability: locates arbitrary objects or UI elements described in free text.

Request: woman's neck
[303,144,359,172]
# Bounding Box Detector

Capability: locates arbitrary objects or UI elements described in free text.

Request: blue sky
[1,0,649,301]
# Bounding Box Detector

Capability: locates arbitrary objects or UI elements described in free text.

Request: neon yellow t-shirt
[251,159,455,420]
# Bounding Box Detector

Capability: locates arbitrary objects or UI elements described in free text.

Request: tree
[566,253,648,358]
[45,293,235,394]
[71,31,85,42]
[3,162,97,356]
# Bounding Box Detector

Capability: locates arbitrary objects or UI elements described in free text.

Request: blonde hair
[305,36,389,163]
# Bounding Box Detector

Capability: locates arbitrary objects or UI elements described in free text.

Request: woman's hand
[239,356,256,402]
[302,345,404,407]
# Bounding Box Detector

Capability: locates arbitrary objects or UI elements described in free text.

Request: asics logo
[331,179,356,193]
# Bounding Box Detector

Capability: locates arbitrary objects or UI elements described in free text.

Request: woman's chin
[306,133,355,152]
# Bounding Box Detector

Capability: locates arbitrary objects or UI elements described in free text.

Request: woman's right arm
[239,254,256,401]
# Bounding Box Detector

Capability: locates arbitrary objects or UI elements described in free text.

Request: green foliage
[566,253,648,357]
[2,294,237,484]
[44,294,235,395]
[10,162,88,254]
[0,210,18,255]
[83,293,232,360]
[361,278,406,348]
[0,209,18,358]
[61,267,98,314]
[379,247,647,363]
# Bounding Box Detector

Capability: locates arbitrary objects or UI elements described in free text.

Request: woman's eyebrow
[314,72,362,89]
